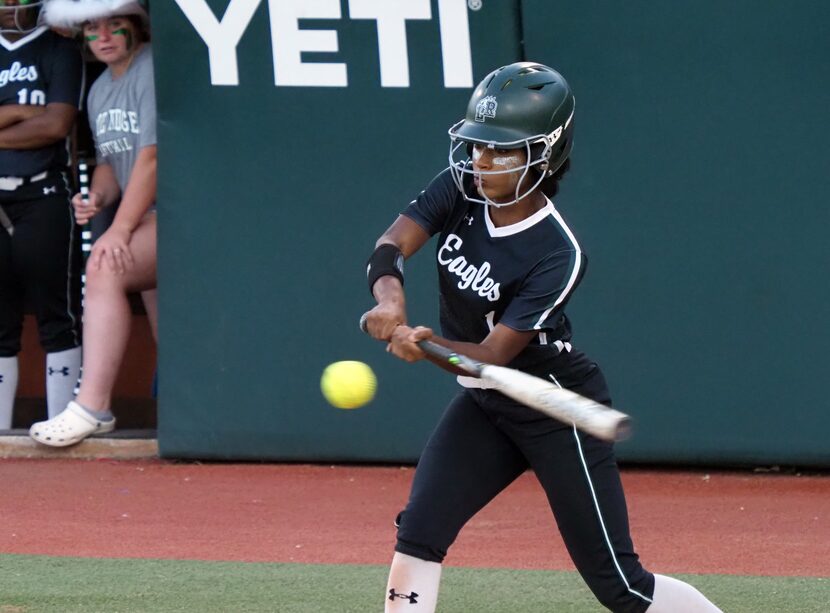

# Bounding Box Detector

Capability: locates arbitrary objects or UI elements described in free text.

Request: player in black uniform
[362,63,722,612]
[0,0,84,429]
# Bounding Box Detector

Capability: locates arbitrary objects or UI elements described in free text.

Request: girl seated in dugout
[30,0,156,446]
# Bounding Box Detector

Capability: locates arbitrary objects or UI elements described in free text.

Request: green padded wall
[153,0,829,466]
[522,0,830,465]
[154,0,523,460]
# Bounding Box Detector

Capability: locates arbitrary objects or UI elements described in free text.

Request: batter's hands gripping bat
[360,314,632,442]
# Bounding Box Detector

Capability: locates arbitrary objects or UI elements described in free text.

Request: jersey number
[485,311,495,331]
[17,88,46,105]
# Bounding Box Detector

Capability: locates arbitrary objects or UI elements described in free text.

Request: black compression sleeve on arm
[367,244,404,295]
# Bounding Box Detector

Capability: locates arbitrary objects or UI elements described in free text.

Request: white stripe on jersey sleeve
[533,201,583,330]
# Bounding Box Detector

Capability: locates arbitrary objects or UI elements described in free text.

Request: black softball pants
[0,172,82,357]
[395,360,654,613]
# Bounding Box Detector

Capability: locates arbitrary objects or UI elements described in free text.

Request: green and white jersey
[0,27,83,176]
[403,168,587,380]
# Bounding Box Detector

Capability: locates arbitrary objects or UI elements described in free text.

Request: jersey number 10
[17,88,46,105]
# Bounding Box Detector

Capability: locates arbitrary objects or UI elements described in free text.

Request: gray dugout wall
[154,0,829,466]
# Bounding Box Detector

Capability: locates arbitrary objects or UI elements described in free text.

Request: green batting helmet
[448,62,575,206]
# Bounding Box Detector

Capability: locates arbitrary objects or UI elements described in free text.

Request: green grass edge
[1,554,827,612]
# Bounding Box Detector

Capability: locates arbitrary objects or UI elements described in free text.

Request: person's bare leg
[76,215,156,412]
[141,288,158,341]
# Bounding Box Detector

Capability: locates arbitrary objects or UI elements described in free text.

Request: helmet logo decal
[474,96,497,122]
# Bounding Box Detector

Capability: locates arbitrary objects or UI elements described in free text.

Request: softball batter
[0,0,83,428]
[363,62,722,612]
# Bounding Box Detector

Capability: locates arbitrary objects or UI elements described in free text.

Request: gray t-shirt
[87,44,156,193]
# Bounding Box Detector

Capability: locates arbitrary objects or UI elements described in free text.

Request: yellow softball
[321,361,377,409]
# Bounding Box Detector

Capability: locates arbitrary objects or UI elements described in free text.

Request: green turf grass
[1,554,827,612]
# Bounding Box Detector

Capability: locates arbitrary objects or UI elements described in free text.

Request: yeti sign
[175,0,474,88]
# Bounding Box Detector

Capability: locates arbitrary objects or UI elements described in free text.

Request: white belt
[0,171,50,191]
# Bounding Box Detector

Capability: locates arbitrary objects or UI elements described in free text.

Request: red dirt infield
[0,460,827,577]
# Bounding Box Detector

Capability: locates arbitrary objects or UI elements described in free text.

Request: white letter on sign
[174,0,261,86]
[438,0,473,88]
[348,0,431,88]
[269,0,348,87]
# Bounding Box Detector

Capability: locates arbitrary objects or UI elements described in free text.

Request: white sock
[385,552,442,612]
[46,347,82,418]
[0,356,19,429]
[647,574,722,612]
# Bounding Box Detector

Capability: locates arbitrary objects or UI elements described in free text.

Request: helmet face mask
[450,137,551,208]
[0,0,45,35]
[448,62,575,208]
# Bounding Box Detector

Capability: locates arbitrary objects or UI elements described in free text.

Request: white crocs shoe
[29,401,116,447]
